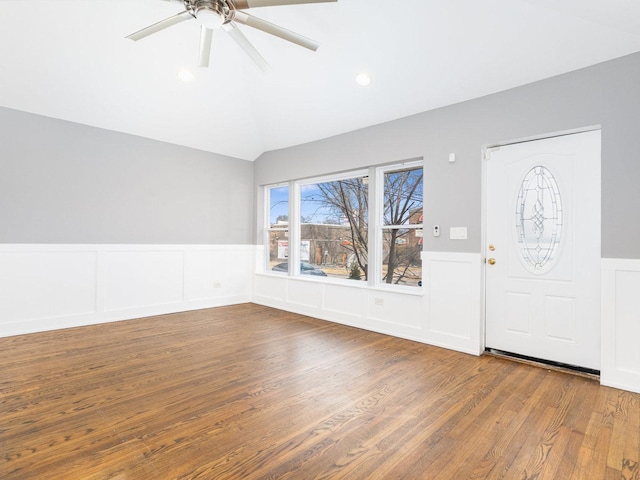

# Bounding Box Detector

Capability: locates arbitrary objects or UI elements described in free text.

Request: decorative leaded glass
[514,166,563,272]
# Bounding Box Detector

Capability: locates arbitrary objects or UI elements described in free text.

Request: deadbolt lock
[488,244,496,251]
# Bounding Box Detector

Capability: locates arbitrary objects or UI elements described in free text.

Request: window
[266,185,289,273]
[264,159,423,288]
[515,165,562,273]
[299,174,368,281]
[379,164,423,286]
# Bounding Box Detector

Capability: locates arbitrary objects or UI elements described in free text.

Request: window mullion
[264,186,270,272]
[369,166,382,287]
[290,181,301,276]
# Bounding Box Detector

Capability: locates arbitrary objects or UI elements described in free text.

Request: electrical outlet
[213,282,221,288]
[374,298,384,306]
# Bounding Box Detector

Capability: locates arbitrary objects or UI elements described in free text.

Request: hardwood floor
[1,304,639,479]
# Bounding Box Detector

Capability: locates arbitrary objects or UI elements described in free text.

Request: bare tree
[312,167,423,284]
[316,177,369,279]
[382,168,423,283]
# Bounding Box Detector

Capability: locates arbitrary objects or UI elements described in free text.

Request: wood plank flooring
[1,303,639,479]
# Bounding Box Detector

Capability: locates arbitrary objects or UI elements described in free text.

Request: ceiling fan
[127,0,337,71]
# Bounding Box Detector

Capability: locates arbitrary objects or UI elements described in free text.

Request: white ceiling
[1,0,639,161]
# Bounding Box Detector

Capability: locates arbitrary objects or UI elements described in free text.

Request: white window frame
[374,160,424,289]
[295,169,369,281]
[264,183,290,274]
[263,159,423,290]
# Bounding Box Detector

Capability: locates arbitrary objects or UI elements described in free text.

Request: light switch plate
[450,227,467,240]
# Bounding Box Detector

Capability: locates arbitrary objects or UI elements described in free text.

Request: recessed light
[177,69,194,82]
[356,73,372,87]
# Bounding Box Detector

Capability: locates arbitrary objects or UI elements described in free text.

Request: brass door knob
[488,244,496,251]
[488,258,496,265]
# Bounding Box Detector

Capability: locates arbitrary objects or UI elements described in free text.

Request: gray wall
[0,107,254,244]
[254,52,640,259]
[3,52,639,255]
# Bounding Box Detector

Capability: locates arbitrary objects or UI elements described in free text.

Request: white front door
[485,130,601,370]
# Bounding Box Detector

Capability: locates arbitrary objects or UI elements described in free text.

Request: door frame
[480,125,602,359]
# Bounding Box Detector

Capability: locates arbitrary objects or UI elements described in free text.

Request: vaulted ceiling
[1,0,639,160]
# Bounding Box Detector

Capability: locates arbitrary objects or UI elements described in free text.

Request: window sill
[256,271,424,296]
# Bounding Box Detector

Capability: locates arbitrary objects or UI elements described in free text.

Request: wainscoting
[253,251,483,356]
[422,252,483,355]
[601,258,640,393]
[3,246,640,394]
[0,244,254,337]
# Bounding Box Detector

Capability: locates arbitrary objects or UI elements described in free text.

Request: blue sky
[270,185,348,224]
[269,186,289,223]
[269,170,422,225]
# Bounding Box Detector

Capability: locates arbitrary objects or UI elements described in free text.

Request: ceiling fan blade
[234,0,337,8]
[199,27,214,68]
[222,23,270,71]
[233,11,319,51]
[126,10,192,41]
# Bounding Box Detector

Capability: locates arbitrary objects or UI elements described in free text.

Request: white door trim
[483,125,601,151]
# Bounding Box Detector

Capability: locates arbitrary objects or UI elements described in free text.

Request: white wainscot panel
[323,283,365,319]
[0,244,255,338]
[367,291,422,330]
[251,275,424,340]
[254,274,288,302]
[218,246,253,295]
[0,250,97,324]
[287,279,323,309]
[103,250,185,311]
[602,259,640,393]
[423,252,482,355]
[186,250,220,300]
[186,247,252,301]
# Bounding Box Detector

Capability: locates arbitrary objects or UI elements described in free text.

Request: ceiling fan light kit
[127,0,337,70]
[194,3,226,29]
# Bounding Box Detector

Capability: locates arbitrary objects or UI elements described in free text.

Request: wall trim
[0,244,255,337]
[601,258,640,393]
[422,251,483,355]
[6,244,639,394]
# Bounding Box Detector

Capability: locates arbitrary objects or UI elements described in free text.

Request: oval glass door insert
[514,165,563,272]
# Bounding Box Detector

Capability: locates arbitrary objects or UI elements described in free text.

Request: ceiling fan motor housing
[190,0,233,28]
